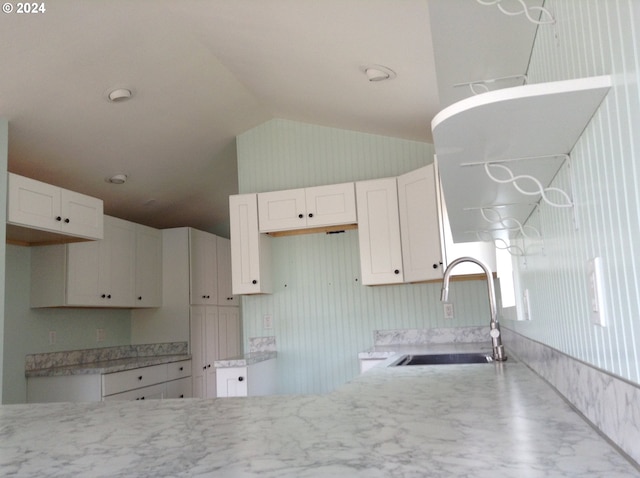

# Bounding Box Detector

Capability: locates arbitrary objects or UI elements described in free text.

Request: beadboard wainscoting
[237,120,492,395]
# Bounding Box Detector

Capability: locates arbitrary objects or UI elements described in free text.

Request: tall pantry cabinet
[131,228,240,399]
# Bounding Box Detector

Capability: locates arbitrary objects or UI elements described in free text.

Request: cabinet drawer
[166,377,192,399]
[167,360,191,381]
[103,383,166,401]
[102,364,168,396]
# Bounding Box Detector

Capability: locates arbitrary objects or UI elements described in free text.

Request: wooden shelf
[432,76,611,243]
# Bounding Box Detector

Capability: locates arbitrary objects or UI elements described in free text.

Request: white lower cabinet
[216,358,277,398]
[190,306,241,399]
[26,360,192,403]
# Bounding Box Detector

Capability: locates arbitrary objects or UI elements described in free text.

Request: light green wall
[237,119,490,395]
[0,119,8,402]
[3,245,132,404]
[508,0,640,385]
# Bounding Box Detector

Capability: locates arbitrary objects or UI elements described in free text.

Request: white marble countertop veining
[214,351,277,369]
[2,357,638,476]
[25,354,192,378]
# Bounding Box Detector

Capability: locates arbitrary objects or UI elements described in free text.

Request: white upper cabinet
[30,216,162,308]
[7,172,103,241]
[397,165,443,282]
[258,182,356,233]
[355,177,404,285]
[134,224,163,307]
[66,216,136,307]
[229,194,272,295]
[189,229,218,305]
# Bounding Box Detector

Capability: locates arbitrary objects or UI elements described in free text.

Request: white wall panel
[509,0,640,384]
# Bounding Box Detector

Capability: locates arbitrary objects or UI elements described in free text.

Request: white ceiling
[0,0,540,235]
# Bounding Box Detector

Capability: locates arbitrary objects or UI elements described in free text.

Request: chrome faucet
[441,256,507,361]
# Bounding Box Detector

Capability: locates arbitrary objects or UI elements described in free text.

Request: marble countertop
[214,351,277,369]
[25,354,192,378]
[3,353,638,476]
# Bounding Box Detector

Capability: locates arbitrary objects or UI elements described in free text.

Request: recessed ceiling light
[361,64,397,82]
[106,174,128,184]
[108,88,132,102]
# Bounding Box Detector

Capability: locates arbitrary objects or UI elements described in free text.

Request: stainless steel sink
[392,352,494,366]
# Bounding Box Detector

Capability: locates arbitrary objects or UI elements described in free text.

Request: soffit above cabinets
[432,76,612,244]
[428,0,545,109]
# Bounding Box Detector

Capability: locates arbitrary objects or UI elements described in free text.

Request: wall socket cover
[263,314,273,329]
[443,303,454,319]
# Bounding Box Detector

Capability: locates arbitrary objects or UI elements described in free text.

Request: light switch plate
[263,314,273,329]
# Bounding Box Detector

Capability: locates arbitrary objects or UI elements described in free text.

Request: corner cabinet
[356,165,443,286]
[7,172,103,241]
[30,216,162,308]
[229,194,273,295]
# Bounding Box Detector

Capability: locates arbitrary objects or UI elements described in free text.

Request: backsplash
[374,326,489,346]
[25,342,188,372]
[503,327,640,466]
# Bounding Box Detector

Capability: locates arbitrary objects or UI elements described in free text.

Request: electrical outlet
[48,330,57,345]
[96,328,106,342]
[263,314,273,329]
[443,303,454,319]
[587,257,606,327]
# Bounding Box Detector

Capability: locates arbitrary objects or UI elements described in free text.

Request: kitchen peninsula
[2,351,637,477]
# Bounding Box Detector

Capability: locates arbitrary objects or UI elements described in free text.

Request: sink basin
[392,352,493,366]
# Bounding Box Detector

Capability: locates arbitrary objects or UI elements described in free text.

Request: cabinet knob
[64,218,70,223]
[432,263,439,269]
[252,280,257,284]
[207,364,211,368]
[394,269,400,275]
[238,376,244,382]
[203,366,207,370]
[308,213,314,218]
[138,376,143,381]
[179,394,184,398]
[55,216,62,221]
[101,294,106,298]
[107,294,111,299]
[179,366,184,371]
[138,296,142,300]
[298,213,304,219]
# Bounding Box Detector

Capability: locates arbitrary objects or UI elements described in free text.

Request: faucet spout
[441,256,507,361]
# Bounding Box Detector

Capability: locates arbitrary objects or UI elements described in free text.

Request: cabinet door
[60,188,104,239]
[229,194,272,294]
[216,237,238,305]
[397,165,443,282]
[67,216,135,306]
[305,182,357,228]
[7,173,62,233]
[102,217,136,307]
[190,306,219,399]
[257,188,307,232]
[190,229,218,305]
[355,178,404,285]
[135,224,162,307]
[216,367,248,397]
[218,306,241,360]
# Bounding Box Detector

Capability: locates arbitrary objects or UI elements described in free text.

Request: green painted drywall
[0,119,8,402]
